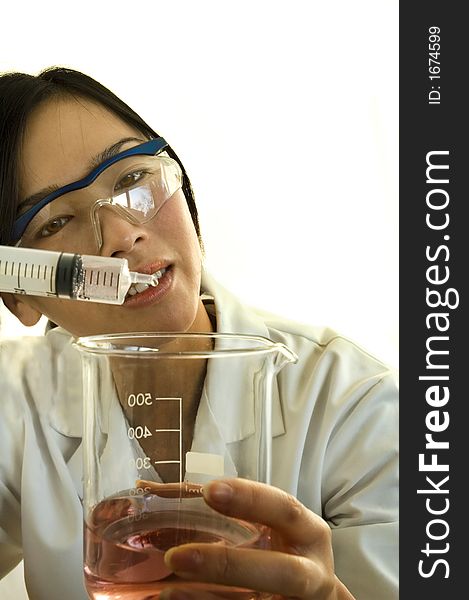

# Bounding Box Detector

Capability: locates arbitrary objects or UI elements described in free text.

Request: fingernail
[205,480,233,505]
[165,548,203,574]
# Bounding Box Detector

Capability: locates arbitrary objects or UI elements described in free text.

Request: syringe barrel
[79,255,130,304]
[0,246,130,304]
[0,246,84,299]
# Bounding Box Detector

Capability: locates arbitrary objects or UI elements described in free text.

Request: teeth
[126,267,168,298]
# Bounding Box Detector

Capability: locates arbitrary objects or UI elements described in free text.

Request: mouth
[126,267,168,298]
[124,264,173,305]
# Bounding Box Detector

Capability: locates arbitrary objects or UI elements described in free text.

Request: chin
[157,300,203,333]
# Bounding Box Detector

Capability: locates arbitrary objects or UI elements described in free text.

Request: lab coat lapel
[201,270,286,440]
[46,331,138,498]
[190,386,239,479]
[46,327,84,438]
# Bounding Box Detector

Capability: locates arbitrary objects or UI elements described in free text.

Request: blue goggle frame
[13,137,169,243]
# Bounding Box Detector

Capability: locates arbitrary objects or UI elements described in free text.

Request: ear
[1,293,43,327]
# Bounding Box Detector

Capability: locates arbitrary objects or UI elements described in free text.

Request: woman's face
[12,96,209,336]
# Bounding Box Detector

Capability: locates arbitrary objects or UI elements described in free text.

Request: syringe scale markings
[0,260,8,275]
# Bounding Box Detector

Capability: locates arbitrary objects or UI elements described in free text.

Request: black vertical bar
[400,3,465,597]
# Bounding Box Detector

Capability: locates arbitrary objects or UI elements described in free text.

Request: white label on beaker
[186,451,224,476]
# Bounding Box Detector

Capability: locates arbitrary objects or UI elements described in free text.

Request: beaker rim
[72,331,298,362]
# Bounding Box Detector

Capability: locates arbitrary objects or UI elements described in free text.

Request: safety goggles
[13,137,183,251]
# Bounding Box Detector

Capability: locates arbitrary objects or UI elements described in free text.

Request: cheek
[158,192,202,255]
[23,293,109,335]
[27,297,88,330]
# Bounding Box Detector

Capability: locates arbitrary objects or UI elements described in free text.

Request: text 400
[128,425,153,439]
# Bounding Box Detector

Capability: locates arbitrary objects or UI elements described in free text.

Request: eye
[39,216,72,238]
[115,170,149,192]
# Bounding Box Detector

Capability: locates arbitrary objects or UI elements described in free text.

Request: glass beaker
[73,332,297,599]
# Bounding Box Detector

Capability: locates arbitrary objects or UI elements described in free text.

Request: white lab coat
[0,271,398,599]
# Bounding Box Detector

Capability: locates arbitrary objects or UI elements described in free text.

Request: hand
[160,478,355,599]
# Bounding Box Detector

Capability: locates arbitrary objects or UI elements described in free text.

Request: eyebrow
[18,136,145,213]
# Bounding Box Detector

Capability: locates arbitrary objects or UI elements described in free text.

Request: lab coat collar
[46,270,286,441]
[45,327,85,439]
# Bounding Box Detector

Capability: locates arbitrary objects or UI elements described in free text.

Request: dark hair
[0,66,201,246]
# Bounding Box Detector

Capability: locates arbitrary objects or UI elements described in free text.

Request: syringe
[0,245,158,305]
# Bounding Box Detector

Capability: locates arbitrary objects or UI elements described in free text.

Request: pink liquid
[84,494,271,599]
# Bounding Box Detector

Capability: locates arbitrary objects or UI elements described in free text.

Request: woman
[0,67,398,599]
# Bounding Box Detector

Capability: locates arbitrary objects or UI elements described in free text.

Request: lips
[123,264,173,307]
[132,261,170,276]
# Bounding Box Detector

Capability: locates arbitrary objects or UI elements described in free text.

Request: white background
[0,2,397,596]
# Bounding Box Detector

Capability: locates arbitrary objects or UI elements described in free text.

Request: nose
[93,204,149,256]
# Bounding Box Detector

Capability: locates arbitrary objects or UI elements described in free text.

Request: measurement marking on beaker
[153,397,183,482]
[154,428,180,432]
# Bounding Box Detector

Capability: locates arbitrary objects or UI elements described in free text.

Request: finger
[164,544,329,599]
[202,479,329,549]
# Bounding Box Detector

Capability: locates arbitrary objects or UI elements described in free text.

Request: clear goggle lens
[19,154,182,251]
